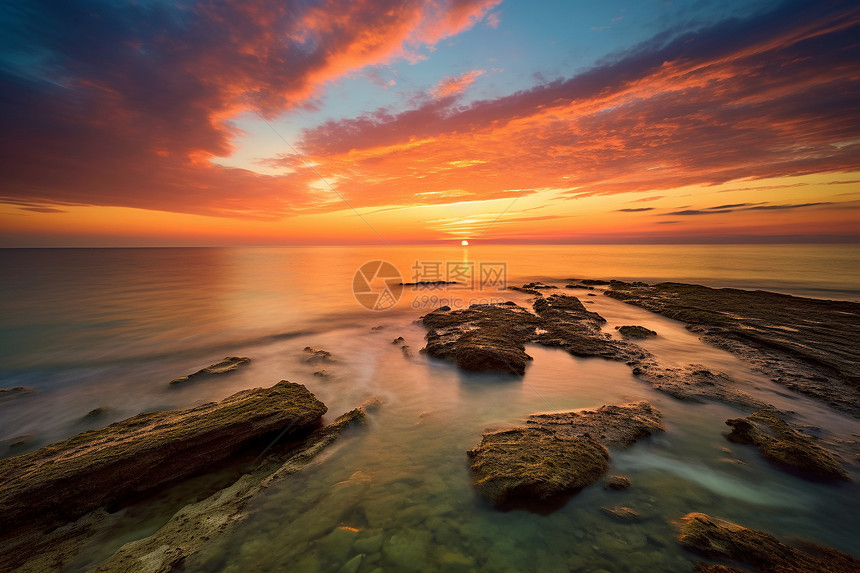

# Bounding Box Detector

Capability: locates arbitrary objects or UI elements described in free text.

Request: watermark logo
[353,259,508,311]
[352,260,402,311]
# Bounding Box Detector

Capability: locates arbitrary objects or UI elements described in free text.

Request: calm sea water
[1,245,858,572]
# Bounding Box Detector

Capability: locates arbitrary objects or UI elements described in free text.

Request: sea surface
[1,244,859,572]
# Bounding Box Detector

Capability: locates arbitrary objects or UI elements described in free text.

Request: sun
[461,240,469,246]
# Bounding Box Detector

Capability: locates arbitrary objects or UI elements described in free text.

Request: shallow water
[1,245,859,572]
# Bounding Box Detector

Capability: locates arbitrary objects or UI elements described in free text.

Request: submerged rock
[80,407,110,422]
[0,387,32,402]
[617,325,657,338]
[638,365,767,410]
[601,506,640,520]
[606,281,860,417]
[0,381,327,541]
[678,512,860,572]
[604,475,631,490]
[725,409,849,480]
[169,356,250,385]
[304,347,334,363]
[467,402,663,505]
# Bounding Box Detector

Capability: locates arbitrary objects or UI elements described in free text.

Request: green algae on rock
[467,402,663,505]
[678,512,860,572]
[0,381,327,541]
[168,356,251,385]
[725,408,849,481]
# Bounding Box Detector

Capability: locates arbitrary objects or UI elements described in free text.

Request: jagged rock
[678,512,860,572]
[392,336,405,344]
[617,325,657,338]
[0,381,327,541]
[725,409,849,480]
[467,402,663,505]
[169,356,250,385]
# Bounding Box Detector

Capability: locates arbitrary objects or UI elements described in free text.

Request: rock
[604,475,631,490]
[677,512,860,572]
[601,506,640,520]
[371,325,385,330]
[92,407,368,573]
[638,365,767,410]
[80,407,110,422]
[422,304,540,375]
[581,279,611,285]
[392,336,405,344]
[421,295,645,375]
[169,356,251,385]
[565,284,595,290]
[401,345,412,358]
[314,370,331,378]
[0,387,32,402]
[304,347,334,364]
[467,402,663,505]
[399,280,457,287]
[606,281,860,417]
[725,409,849,480]
[383,529,432,570]
[353,532,384,554]
[522,282,558,290]
[617,325,657,338]
[0,381,327,541]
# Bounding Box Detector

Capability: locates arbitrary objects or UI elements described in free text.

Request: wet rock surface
[421,295,644,375]
[725,408,849,480]
[678,512,860,572]
[0,381,327,541]
[467,402,663,505]
[421,303,540,375]
[421,296,761,411]
[606,282,860,417]
[168,356,251,385]
[618,325,657,338]
[636,364,767,410]
[604,475,631,490]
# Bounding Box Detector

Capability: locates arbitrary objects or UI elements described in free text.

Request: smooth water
[1,245,859,572]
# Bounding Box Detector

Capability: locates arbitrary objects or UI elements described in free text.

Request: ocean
[1,244,858,572]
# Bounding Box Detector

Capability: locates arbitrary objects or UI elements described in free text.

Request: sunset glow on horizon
[1,0,859,246]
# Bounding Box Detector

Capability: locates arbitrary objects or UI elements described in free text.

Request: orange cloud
[431,69,486,98]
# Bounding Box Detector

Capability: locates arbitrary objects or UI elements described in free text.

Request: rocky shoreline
[1,278,858,571]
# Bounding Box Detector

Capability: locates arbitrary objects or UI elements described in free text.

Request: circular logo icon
[353,260,403,311]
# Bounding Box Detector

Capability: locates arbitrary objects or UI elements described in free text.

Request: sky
[1,0,859,246]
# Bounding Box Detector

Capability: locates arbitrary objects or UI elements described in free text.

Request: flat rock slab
[467,402,663,505]
[678,512,860,572]
[726,409,849,481]
[607,281,860,417]
[0,380,326,540]
[169,356,250,385]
